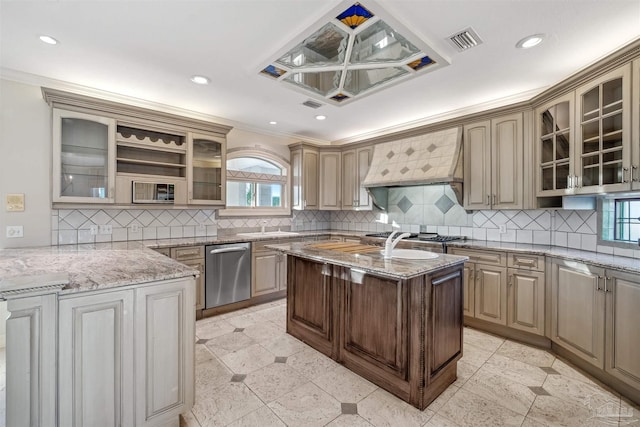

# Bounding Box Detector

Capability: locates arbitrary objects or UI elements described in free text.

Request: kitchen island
[268,241,468,410]
[0,242,197,427]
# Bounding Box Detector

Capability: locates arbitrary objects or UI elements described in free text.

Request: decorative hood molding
[362,127,464,208]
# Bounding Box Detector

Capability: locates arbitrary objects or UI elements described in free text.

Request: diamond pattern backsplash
[50,191,635,259]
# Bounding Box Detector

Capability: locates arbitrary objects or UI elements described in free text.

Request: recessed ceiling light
[315,115,327,121]
[190,75,210,85]
[269,121,277,125]
[39,35,58,45]
[516,34,544,49]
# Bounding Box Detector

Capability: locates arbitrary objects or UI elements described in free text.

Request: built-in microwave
[132,182,175,204]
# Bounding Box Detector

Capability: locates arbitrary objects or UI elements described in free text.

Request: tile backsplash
[52,208,331,245]
[51,194,639,259]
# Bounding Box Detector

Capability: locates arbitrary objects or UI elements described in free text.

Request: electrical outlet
[89,225,98,235]
[99,224,112,235]
[499,224,507,234]
[6,225,23,238]
[130,224,140,233]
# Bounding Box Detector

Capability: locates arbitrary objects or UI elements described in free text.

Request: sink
[385,249,439,260]
[236,231,300,238]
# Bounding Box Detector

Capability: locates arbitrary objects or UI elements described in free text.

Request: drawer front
[170,246,204,261]
[252,238,302,252]
[154,247,171,257]
[508,253,544,271]
[448,248,505,266]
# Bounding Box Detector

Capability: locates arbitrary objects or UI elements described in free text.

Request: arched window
[220,149,290,216]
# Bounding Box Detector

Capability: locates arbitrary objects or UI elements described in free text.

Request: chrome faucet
[384,230,411,259]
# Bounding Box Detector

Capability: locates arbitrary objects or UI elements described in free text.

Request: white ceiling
[1,0,639,145]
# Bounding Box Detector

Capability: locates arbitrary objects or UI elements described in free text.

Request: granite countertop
[0,241,199,298]
[266,241,468,279]
[447,240,640,274]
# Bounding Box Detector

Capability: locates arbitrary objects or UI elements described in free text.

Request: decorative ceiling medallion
[258,0,448,106]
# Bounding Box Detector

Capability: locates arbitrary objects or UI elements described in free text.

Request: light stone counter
[267,241,467,279]
[0,241,198,298]
[447,240,640,274]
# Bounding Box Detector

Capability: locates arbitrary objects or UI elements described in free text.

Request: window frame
[219,149,291,217]
[597,196,640,250]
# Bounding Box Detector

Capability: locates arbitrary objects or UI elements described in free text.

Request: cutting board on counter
[309,241,381,254]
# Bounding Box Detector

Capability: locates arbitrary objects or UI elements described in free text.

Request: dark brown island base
[267,241,468,410]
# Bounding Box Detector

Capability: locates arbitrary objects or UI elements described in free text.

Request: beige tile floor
[183,299,640,427]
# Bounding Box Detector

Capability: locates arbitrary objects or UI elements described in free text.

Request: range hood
[362,126,463,210]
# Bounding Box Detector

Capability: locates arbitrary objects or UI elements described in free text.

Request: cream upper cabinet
[632,58,640,189]
[341,146,373,210]
[291,145,319,210]
[463,113,523,210]
[536,93,575,196]
[187,132,226,205]
[550,258,605,369]
[574,63,632,193]
[52,108,116,203]
[319,151,342,210]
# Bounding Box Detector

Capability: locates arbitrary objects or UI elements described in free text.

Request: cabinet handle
[597,276,603,292]
[632,165,639,182]
[514,257,536,267]
[576,175,582,188]
[469,269,474,282]
[492,194,496,205]
[486,195,491,206]
[567,175,572,189]
[622,167,630,183]
[508,274,513,287]
[304,200,307,208]
[604,276,610,293]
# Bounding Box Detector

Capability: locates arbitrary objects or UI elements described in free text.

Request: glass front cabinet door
[188,132,226,205]
[536,93,574,196]
[52,109,116,203]
[575,64,631,193]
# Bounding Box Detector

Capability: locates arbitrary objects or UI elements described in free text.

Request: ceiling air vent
[302,99,323,109]
[447,27,483,52]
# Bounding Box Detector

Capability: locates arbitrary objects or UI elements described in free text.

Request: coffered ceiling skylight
[259,1,449,106]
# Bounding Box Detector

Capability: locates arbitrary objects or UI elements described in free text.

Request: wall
[0,79,52,249]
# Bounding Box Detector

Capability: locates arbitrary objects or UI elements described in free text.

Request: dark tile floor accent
[230,374,246,383]
[196,339,208,344]
[529,386,551,396]
[540,366,560,375]
[233,328,244,333]
[341,402,358,415]
[274,356,287,363]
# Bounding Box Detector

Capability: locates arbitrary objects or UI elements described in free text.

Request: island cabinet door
[58,289,135,427]
[287,256,337,357]
[338,268,409,394]
[134,278,195,426]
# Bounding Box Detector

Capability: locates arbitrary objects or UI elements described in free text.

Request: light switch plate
[6,193,25,212]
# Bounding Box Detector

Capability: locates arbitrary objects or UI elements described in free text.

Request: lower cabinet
[340,267,408,381]
[58,278,195,427]
[450,248,546,336]
[252,250,286,296]
[549,258,605,368]
[286,255,464,409]
[170,246,205,311]
[449,248,508,325]
[287,256,336,357]
[58,289,135,426]
[605,269,640,390]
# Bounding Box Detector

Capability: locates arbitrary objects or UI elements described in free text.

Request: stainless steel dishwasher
[205,242,251,309]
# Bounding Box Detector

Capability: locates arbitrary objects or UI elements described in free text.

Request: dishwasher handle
[209,246,249,255]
